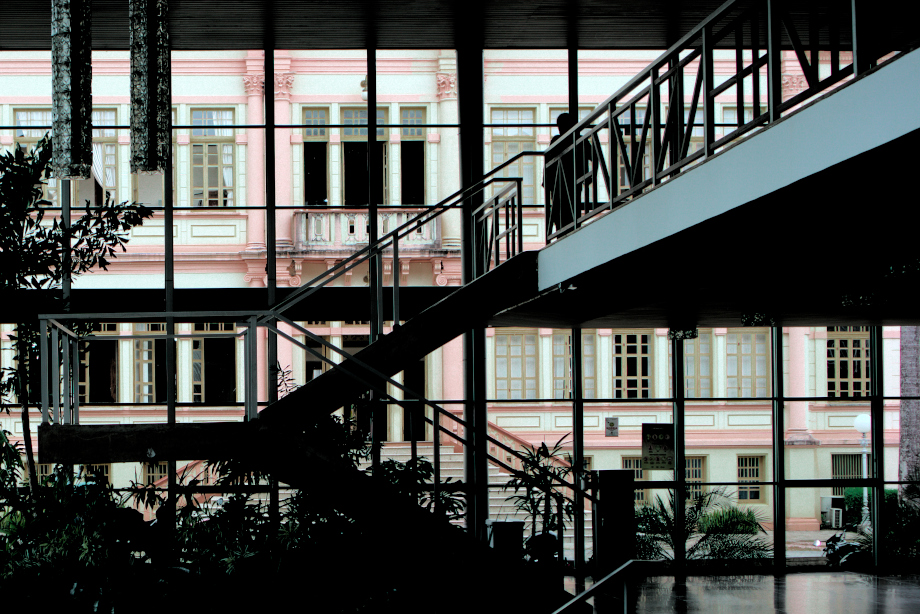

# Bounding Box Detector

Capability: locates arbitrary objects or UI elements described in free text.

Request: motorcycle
[822,531,869,568]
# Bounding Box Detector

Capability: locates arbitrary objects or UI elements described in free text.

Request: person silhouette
[545,112,579,237]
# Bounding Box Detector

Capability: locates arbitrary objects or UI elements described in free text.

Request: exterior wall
[0,49,907,531]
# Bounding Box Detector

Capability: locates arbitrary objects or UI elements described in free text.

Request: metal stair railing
[550,560,648,614]
[264,150,542,327]
[545,0,911,242]
[263,316,591,507]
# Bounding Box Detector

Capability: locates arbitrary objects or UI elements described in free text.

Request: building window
[551,330,596,399]
[342,107,388,207]
[495,331,538,400]
[623,457,648,503]
[726,329,770,398]
[30,463,54,484]
[145,461,168,485]
[550,107,592,128]
[400,107,425,205]
[683,330,712,399]
[133,107,177,207]
[190,109,235,207]
[79,327,118,404]
[612,330,653,398]
[304,333,327,383]
[84,464,111,485]
[832,453,871,496]
[614,107,651,193]
[134,323,167,404]
[721,105,754,128]
[686,456,706,500]
[75,109,118,206]
[190,323,237,405]
[737,456,765,503]
[13,108,58,206]
[303,107,329,207]
[827,327,871,398]
[491,108,536,205]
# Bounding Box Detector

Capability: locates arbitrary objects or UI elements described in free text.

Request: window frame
[623,456,649,503]
[490,107,537,205]
[189,108,236,207]
[737,455,766,503]
[551,330,596,400]
[826,326,871,399]
[611,329,654,399]
[682,329,712,399]
[686,455,706,500]
[13,107,59,206]
[726,328,771,398]
[494,329,539,401]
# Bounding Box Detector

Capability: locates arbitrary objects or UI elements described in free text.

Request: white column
[436,53,460,249]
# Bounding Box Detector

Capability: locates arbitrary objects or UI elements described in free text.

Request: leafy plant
[503,434,574,544]
[636,488,772,560]
[0,135,152,487]
[367,456,466,521]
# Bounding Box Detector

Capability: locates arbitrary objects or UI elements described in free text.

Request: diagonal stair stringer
[259,250,540,431]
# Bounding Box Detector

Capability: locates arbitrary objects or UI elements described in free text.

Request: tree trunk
[899,326,920,499]
[18,336,39,494]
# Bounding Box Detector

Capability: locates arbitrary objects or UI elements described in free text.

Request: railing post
[61,332,70,425]
[40,320,50,424]
[246,316,258,421]
[51,326,60,424]
[516,179,524,256]
[766,0,784,122]
[71,335,80,423]
[851,0,870,77]
[392,232,400,328]
[702,24,715,156]
[649,65,660,185]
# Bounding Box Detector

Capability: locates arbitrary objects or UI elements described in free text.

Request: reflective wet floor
[630,573,920,613]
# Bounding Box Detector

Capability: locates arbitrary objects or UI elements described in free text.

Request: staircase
[373,442,594,561]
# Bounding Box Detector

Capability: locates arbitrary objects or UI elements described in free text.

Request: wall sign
[604,417,619,437]
[642,423,674,470]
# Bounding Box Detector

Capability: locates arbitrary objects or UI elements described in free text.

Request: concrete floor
[630,573,920,613]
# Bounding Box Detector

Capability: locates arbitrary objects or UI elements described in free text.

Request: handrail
[264,149,544,321]
[550,559,644,614]
[267,315,588,498]
[545,0,904,242]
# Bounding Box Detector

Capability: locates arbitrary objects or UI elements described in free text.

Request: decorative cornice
[436,72,457,101]
[242,74,264,95]
[274,72,295,100]
[782,74,808,99]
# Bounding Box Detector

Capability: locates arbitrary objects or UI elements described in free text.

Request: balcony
[295,208,440,253]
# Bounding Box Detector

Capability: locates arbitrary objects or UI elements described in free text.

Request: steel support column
[367,46,386,471]
[671,336,687,565]
[771,325,786,570]
[458,43,488,541]
[264,39,278,410]
[568,47,578,118]
[571,327,585,592]
[163,64,177,553]
[869,325,885,568]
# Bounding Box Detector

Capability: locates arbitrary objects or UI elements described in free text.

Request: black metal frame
[543,0,905,243]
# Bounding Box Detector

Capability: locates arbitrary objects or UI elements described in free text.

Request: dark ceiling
[0,0,789,51]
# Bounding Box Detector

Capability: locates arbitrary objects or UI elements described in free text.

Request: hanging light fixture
[51,0,92,179]
[129,0,171,174]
